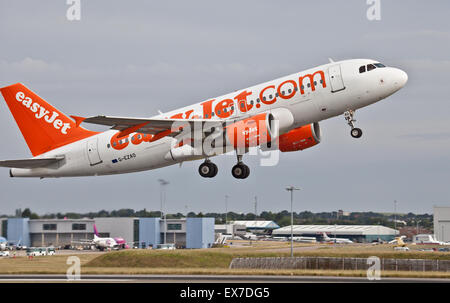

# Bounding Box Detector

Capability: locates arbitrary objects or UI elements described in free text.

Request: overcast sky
[0,1,449,216]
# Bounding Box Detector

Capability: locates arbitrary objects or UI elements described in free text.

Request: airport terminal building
[0,217,214,249]
[272,225,399,243]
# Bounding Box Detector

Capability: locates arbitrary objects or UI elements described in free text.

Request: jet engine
[225,108,294,149]
[278,122,321,152]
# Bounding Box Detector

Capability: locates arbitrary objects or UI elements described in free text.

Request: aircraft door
[87,137,102,166]
[328,65,345,93]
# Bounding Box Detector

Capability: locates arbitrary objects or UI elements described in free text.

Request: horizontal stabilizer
[0,156,64,169]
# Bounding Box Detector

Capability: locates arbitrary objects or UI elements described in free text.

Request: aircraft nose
[394,68,408,88]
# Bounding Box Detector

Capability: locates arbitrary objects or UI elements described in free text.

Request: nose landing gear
[344,110,363,138]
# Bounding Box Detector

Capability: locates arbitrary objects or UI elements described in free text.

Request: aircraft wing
[73,115,225,138]
[0,157,65,169]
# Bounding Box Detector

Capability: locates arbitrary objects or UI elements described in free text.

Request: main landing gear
[198,160,218,178]
[198,155,250,179]
[344,110,363,138]
[231,154,250,179]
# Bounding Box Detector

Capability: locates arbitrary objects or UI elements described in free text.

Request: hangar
[434,206,450,242]
[272,225,398,243]
[229,220,280,234]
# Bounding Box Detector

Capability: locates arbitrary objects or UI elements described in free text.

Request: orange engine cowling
[225,113,272,148]
[278,122,321,152]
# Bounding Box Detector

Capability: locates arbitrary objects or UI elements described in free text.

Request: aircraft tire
[351,128,363,138]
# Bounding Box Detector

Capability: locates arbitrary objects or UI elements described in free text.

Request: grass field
[0,243,449,278]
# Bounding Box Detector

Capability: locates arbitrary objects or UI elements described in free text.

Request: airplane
[390,236,411,251]
[321,232,354,244]
[72,225,119,251]
[0,59,407,179]
[0,237,7,250]
[93,224,132,249]
[289,236,317,243]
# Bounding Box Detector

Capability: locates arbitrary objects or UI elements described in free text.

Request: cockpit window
[367,64,376,71]
[374,63,386,68]
[359,65,366,73]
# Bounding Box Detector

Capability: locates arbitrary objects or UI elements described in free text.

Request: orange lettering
[259,85,277,105]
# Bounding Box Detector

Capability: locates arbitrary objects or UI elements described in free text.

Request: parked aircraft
[72,225,120,251]
[0,59,407,179]
[289,236,317,243]
[321,232,354,244]
[93,224,131,249]
[0,237,7,250]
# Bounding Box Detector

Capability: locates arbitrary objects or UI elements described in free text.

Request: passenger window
[367,64,376,71]
[359,65,366,73]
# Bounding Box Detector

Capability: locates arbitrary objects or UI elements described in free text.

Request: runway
[0,274,448,283]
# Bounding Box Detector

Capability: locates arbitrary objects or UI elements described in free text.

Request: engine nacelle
[278,122,321,152]
[225,108,294,149]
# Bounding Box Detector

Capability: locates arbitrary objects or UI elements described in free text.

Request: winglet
[70,115,87,128]
[328,58,335,63]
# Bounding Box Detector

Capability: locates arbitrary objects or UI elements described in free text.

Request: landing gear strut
[232,154,250,179]
[198,159,218,178]
[344,110,363,138]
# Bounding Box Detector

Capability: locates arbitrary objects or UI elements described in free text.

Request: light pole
[394,200,398,231]
[158,179,169,244]
[416,219,421,236]
[225,195,229,225]
[254,196,258,220]
[286,186,300,258]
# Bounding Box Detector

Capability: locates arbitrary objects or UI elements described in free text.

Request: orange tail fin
[0,83,98,156]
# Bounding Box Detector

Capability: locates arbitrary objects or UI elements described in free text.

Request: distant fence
[229,257,450,272]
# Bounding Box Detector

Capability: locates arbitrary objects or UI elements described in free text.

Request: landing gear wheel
[209,162,218,178]
[232,163,250,179]
[350,128,363,138]
[344,110,363,139]
[199,161,218,178]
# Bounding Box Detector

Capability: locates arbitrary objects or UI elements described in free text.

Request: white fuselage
[10,59,407,178]
[94,235,118,249]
